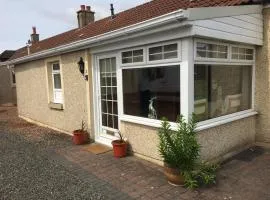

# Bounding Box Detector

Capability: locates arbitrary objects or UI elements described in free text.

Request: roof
[0,50,15,62]
[10,0,261,61]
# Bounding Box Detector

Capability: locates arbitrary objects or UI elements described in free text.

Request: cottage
[0,50,16,105]
[5,0,269,163]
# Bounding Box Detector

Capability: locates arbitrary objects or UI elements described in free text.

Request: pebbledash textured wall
[15,50,90,133]
[0,66,16,105]
[121,116,256,163]
[255,7,270,142]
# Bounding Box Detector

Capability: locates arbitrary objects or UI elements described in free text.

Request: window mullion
[181,38,194,121]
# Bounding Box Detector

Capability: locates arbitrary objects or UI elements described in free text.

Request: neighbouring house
[4,0,270,164]
[0,50,17,105]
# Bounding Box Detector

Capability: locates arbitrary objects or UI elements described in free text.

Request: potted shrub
[112,131,128,158]
[72,121,89,145]
[158,114,218,188]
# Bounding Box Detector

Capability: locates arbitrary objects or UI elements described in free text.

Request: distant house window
[231,47,254,61]
[12,72,16,84]
[122,49,144,64]
[52,63,63,104]
[196,42,228,59]
[149,43,178,61]
[10,67,16,86]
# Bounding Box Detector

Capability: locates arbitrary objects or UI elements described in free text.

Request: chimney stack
[77,5,95,28]
[31,26,39,43]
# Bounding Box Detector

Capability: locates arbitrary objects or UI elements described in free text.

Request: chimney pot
[77,5,95,28]
[32,26,36,34]
[30,26,39,43]
[80,5,85,11]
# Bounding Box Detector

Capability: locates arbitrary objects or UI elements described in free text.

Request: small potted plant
[112,131,128,158]
[158,114,218,188]
[72,120,89,145]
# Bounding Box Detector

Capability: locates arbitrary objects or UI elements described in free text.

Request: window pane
[164,44,177,52]
[122,57,132,64]
[12,72,16,84]
[196,42,228,59]
[122,51,132,58]
[100,59,106,72]
[123,66,180,121]
[149,54,162,61]
[53,74,62,89]
[149,46,162,54]
[231,47,254,61]
[164,52,177,59]
[194,64,252,122]
[53,63,60,71]
[133,56,143,63]
[102,114,107,126]
[133,49,143,56]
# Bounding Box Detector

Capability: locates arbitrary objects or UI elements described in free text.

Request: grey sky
[0,0,151,53]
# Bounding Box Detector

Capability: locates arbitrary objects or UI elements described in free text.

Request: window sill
[48,102,64,110]
[196,110,257,132]
[119,110,257,132]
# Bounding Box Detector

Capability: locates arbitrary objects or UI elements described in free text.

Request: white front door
[96,56,119,142]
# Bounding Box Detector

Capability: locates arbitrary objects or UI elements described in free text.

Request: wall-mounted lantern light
[77,57,88,81]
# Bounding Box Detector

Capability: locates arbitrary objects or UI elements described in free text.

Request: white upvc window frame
[146,41,182,64]
[52,62,63,104]
[230,44,255,63]
[193,39,256,129]
[121,47,146,66]
[118,39,184,129]
[94,38,256,134]
[194,39,230,62]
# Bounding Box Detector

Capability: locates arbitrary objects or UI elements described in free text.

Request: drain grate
[233,146,264,162]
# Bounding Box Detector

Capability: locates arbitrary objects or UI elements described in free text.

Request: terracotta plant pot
[111,140,127,158]
[164,163,185,186]
[72,130,88,145]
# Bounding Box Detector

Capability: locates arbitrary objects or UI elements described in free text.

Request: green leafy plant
[158,114,218,188]
[183,163,219,189]
[114,131,125,143]
[158,114,200,171]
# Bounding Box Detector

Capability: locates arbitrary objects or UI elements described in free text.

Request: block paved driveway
[1,106,270,200]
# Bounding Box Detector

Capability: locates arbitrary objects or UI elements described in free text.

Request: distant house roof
[0,50,15,62]
[10,0,261,61]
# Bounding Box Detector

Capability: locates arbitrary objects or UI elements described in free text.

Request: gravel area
[0,107,129,200]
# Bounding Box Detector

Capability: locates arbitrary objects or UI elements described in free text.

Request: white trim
[196,110,257,131]
[121,61,181,69]
[194,39,230,62]
[120,110,257,132]
[8,9,187,66]
[94,55,120,142]
[194,38,255,64]
[181,38,194,120]
[146,41,182,64]
[120,47,146,66]
[230,44,255,62]
[51,62,63,104]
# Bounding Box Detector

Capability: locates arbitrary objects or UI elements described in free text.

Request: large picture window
[194,64,252,122]
[122,65,180,121]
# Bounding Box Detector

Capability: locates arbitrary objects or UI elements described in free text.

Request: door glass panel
[99,57,118,131]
